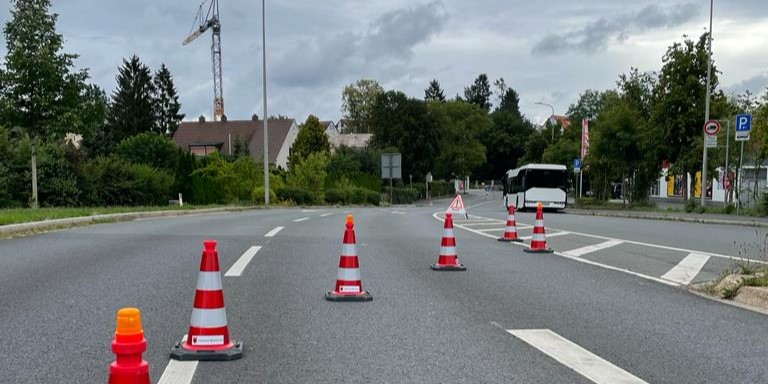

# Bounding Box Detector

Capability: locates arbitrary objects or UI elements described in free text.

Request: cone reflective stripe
[431,213,466,271]
[498,205,523,242]
[170,240,243,361]
[109,307,150,384]
[326,215,372,301]
[524,203,554,253]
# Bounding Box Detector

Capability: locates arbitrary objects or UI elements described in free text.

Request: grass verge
[0,205,229,226]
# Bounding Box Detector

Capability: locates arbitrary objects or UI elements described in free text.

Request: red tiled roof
[173,118,295,163]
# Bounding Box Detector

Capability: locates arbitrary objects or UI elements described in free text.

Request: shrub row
[325,188,380,206]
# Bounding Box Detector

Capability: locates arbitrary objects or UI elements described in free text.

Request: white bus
[503,164,568,211]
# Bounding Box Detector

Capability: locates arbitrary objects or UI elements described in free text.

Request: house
[548,115,571,129]
[172,115,299,169]
[329,118,372,150]
[320,120,339,138]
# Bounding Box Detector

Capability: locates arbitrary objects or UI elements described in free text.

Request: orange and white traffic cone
[431,213,466,271]
[171,240,243,361]
[524,203,554,253]
[109,308,150,384]
[325,215,372,301]
[498,205,523,242]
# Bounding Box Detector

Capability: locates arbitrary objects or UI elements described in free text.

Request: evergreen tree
[463,74,492,110]
[153,64,184,137]
[424,79,446,102]
[107,55,156,146]
[288,115,331,170]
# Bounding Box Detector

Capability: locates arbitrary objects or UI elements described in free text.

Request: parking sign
[736,114,752,141]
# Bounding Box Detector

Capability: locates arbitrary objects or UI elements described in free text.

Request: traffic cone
[431,213,466,271]
[326,215,372,301]
[524,202,554,253]
[109,307,150,384]
[498,204,523,242]
[170,240,243,361]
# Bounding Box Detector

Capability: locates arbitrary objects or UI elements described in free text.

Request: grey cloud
[725,72,768,95]
[532,3,700,56]
[272,1,445,88]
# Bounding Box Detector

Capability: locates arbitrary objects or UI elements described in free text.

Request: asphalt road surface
[2,195,768,383]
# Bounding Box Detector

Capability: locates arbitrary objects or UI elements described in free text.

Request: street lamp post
[535,102,555,141]
[262,0,270,206]
[701,0,714,207]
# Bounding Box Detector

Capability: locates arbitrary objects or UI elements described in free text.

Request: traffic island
[691,271,768,313]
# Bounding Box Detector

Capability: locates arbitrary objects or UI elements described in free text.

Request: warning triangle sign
[446,195,468,218]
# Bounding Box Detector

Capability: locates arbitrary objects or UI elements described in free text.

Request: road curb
[567,209,768,228]
[0,206,252,236]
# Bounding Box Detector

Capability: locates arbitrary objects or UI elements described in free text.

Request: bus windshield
[525,169,568,190]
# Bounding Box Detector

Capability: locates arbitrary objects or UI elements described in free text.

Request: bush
[392,188,418,204]
[82,156,173,206]
[277,186,314,205]
[251,186,277,205]
[725,203,736,214]
[324,189,348,205]
[116,133,179,171]
[366,190,381,206]
[685,199,698,213]
[349,188,367,205]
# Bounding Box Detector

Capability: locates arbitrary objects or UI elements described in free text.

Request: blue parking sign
[736,114,752,141]
[573,158,581,171]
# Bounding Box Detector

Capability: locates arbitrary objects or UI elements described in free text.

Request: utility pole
[701,0,714,207]
[262,0,270,205]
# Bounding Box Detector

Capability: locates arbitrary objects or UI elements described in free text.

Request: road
[2,195,768,383]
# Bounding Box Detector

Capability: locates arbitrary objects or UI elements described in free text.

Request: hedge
[277,186,315,205]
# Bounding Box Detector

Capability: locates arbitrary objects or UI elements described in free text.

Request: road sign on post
[573,158,581,173]
[736,114,752,141]
[381,153,402,205]
[704,120,720,148]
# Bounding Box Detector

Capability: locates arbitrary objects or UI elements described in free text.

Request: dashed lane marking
[320,213,334,217]
[661,253,711,285]
[158,335,197,384]
[562,240,624,257]
[293,217,310,222]
[264,226,284,237]
[507,329,648,384]
[225,246,262,277]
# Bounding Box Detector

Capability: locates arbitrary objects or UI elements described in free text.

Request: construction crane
[183,0,225,121]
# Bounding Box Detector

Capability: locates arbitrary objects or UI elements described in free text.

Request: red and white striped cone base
[431,213,466,271]
[171,240,243,361]
[524,204,553,253]
[326,216,372,301]
[498,205,523,242]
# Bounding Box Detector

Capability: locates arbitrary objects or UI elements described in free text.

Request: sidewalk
[567,208,768,227]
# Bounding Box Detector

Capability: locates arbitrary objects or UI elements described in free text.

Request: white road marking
[301,209,317,213]
[158,335,197,384]
[477,228,506,232]
[433,212,681,287]
[320,213,334,217]
[264,226,284,237]
[392,211,407,214]
[520,231,571,241]
[225,246,262,277]
[661,252,711,285]
[507,329,648,384]
[465,199,498,210]
[563,240,624,257]
[293,217,310,222]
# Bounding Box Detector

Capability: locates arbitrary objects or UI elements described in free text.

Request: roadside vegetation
[0,205,225,226]
[693,230,768,301]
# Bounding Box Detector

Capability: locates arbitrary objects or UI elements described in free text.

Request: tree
[369,91,441,179]
[0,0,90,207]
[288,115,330,170]
[424,79,446,102]
[651,33,719,202]
[476,87,533,179]
[429,101,489,179]
[289,152,329,198]
[153,64,184,137]
[463,74,492,110]
[106,55,156,147]
[116,133,179,171]
[341,79,384,133]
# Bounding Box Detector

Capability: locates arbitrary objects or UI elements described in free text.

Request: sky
[1,0,767,125]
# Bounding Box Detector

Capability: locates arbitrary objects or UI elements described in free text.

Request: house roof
[552,115,571,129]
[173,118,295,163]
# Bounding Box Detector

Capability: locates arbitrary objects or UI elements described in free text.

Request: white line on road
[563,240,624,257]
[321,213,334,217]
[392,211,407,214]
[520,231,571,241]
[264,226,284,237]
[477,228,506,232]
[507,329,648,384]
[158,335,198,384]
[301,209,317,213]
[293,217,310,222]
[661,252,711,285]
[225,246,262,277]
